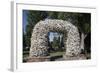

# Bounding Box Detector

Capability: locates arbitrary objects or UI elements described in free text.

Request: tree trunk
[80,33,85,50]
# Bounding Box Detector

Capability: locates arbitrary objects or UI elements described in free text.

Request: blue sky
[49,32,54,41]
[23,10,28,32]
[23,10,56,41]
[49,32,59,42]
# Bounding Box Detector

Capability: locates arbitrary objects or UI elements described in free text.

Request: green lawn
[50,51,65,57]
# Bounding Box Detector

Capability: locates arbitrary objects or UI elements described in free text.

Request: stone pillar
[65,26,80,56]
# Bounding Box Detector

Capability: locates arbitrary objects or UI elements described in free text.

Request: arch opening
[47,32,66,61]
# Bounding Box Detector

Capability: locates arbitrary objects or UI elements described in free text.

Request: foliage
[77,13,91,34]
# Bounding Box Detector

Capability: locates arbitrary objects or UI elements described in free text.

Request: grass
[49,51,65,61]
[50,51,65,57]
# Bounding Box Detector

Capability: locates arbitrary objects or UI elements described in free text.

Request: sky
[49,32,59,42]
[23,10,28,33]
[49,32,54,41]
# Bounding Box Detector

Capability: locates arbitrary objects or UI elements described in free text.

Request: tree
[61,34,64,48]
[23,33,27,50]
[52,36,58,50]
[77,13,91,50]
[51,33,61,51]
[47,12,59,19]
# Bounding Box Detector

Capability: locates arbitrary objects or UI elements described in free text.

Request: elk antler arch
[30,19,80,58]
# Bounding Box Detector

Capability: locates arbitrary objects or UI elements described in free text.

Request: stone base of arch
[27,56,51,62]
[63,54,86,60]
